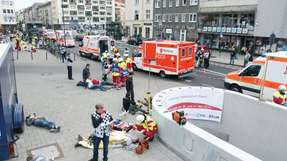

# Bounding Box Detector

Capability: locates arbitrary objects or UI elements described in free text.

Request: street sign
[166,29,172,34]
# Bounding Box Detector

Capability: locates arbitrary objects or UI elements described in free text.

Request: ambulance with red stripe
[225,51,287,100]
[79,35,115,60]
[133,40,195,78]
[55,30,75,47]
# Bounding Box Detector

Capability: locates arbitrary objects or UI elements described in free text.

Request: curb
[210,60,243,68]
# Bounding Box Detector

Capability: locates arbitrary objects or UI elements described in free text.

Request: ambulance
[43,29,57,41]
[55,30,75,47]
[224,51,287,101]
[133,40,195,78]
[79,35,115,60]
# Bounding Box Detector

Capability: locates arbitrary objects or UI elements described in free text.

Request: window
[182,48,186,57]
[176,0,179,6]
[190,0,198,6]
[181,14,185,22]
[146,0,150,4]
[135,0,139,5]
[7,10,10,13]
[155,0,161,8]
[189,13,197,22]
[182,0,186,6]
[163,0,166,7]
[169,0,173,7]
[11,10,13,13]
[134,27,138,36]
[146,10,151,20]
[135,10,139,20]
[168,15,172,22]
[188,48,192,56]
[175,15,179,22]
[240,65,261,77]
[3,9,6,13]
[162,14,166,22]
[145,27,150,38]
[154,15,158,22]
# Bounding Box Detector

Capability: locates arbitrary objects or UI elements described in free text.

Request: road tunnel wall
[153,87,287,161]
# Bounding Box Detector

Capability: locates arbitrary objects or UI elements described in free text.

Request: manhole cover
[27,143,64,160]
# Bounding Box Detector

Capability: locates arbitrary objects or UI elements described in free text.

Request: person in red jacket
[273,85,287,106]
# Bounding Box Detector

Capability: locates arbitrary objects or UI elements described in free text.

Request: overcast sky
[14,0,49,11]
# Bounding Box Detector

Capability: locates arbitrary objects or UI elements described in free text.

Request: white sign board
[156,87,224,122]
[156,47,177,55]
[166,29,172,34]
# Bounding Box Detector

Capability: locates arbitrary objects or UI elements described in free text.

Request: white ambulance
[79,35,115,60]
[55,30,75,47]
[224,51,287,101]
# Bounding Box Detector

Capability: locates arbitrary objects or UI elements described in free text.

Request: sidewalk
[210,50,245,67]
[10,49,183,161]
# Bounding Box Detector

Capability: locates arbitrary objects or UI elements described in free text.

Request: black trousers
[67,66,72,80]
[126,87,135,102]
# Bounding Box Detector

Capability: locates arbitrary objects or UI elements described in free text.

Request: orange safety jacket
[273,91,287,105]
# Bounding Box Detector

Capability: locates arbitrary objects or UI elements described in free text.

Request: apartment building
[51,0,115,29]
[37,2,53,26]
[0,0,16,33]
[123,0,154,39]
[115,0,125,22]
[198,0,257,51]
[153,0,199,41]
[23,3,43,24]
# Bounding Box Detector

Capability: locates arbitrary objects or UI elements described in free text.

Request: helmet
[105,50,108,53]
[278,85,286,92]
[119,57,124,62]
[136,115,145,124]
[124,53,129,57]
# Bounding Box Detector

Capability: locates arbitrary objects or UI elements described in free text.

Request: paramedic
[134,114,158,141]
[273,85,287,106]
[124,54,133,72]
[119,58,128,86]
[112,59,121,89]
[83,64,91,82]
[90,104,113,161]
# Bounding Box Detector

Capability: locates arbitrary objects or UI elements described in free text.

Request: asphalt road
[60,41,242,90]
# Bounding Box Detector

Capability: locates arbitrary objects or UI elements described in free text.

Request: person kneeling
[133,114,157,141]
[25,113,60,133]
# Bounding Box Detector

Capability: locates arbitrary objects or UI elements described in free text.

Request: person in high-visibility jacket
[273,85,287,106]
[119,58,128,87]
[111,58,121,89]
[134,114,158,141]
[124,53,133,72]
[31,37,37,53]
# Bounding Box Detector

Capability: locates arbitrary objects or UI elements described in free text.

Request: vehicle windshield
[240,65,261,77]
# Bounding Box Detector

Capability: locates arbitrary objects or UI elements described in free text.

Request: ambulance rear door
[178,44,194,74]
[260,56,287,101]
[143,42,156,66]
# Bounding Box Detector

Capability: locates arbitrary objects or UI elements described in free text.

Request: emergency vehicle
[225,51,287,101]
[55,30,75,47]
[0,44,24,160]
[43,29,57,41]
[133,40,195,78]
[79,35,115,60]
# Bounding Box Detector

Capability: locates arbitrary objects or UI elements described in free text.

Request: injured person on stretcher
[77,78,113,91]
[25,113,61,133]
[75,116,157,154]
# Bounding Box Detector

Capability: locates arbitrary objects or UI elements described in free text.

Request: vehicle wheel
[159,71,166,78]
[230,84,242,93]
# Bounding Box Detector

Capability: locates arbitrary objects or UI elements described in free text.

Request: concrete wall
[254,0,287,38]
[192,91,287,161]
[153,103,261,161]
[199,0,257,13]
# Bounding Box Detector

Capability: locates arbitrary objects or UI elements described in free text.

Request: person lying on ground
[86,78,113,91]
[25,113,60,133]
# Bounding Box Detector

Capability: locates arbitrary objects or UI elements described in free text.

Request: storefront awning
[199,5,257,13]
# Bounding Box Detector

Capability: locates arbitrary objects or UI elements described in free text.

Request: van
[79,35,115,60]
[225,51,287,101]
[133,40,195,78]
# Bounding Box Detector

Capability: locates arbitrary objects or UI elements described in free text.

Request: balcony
[198,26,254,35]
[199,0,257,13]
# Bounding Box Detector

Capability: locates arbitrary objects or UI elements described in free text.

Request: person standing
[126,72,135,103]
[90,104,113,161]
[60,47,66,63]
[243,50,251,67]
[230,46,236,65]
[65,56,73,80]
[82,64,90,82]
[203,49,210,69]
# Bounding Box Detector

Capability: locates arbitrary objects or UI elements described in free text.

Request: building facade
[123,0,154,39]
[23,3,43,24]
[51,0,115,29]
[153,0,199,41]
[115,0,125,22]
[0,0,16,33]
[198,0,257,52]
[37,2,53,27]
